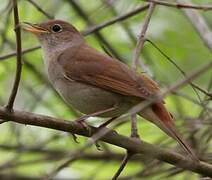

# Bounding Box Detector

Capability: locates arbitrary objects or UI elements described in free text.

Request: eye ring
[51,24,62,33]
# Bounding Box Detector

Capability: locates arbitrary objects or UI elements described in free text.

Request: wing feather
[58,43,160,99]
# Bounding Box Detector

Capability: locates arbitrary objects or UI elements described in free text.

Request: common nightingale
[23,20,197,160]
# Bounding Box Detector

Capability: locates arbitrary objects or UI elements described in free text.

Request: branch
[6,0,22,111]
[146,39,212,99]
[0,144,148,162]
[0,46,40,61]
[26,0,54,19]
[142,0,212,11]
[0,173,40,180]
[173,91,212,111]
[112,152,132,180]
[129,61,212,116]
[0,4,148,62]
[68,0,124,61]
[0,107,211,177]
[132,2,155,69]
[83,4,149,35]
[176,0,212,50]
[1,60,211,177]
[111,4,157,178]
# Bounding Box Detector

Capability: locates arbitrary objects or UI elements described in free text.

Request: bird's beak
[22,22,49,34]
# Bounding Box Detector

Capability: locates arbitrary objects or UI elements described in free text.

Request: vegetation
[0,0,211,179]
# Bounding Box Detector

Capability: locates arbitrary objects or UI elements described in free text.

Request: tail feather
[139,103,198,161]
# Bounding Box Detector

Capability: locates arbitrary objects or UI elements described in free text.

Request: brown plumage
[23,20,198,160]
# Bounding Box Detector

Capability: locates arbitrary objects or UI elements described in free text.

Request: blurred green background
[0,0,211,179]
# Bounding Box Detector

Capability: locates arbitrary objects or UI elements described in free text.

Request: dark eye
[52,24,62,32]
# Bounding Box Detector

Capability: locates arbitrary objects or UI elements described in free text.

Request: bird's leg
[73,106,117,144]
[75,106,117,137]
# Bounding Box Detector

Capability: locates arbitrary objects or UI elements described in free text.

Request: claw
[76,119,92,136]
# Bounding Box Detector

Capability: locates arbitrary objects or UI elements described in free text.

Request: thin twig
[44,155,79,180]
[26,0,54,19]
[83,4,149,35]
[132,2,155,69]
[0,46,40,61]
[173,91,212,112]
[0,104,212,176]
[112,152,133,180]
[145,38,211,122]
[6,0,22,111]
[4,37,81,118]
[68,0,124,61]
[45,121,125,179]
[102,0,137,44]
[129,61,212,116]
[0,156,60,171]
[41,50,212,179]
[142,0,212,11]
[0,144,149,162]
[146,39,212,99]
[130,1,155,154]
[199,76,212,118]
[0,4,148,62]
[191,83,212,99]
[176,0,212,50]
[0,4,147,62]
[0,60,211,175]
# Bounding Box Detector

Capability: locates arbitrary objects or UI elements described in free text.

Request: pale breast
[53,77,135,117]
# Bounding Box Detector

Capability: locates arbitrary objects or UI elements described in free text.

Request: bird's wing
[57,43,160,100]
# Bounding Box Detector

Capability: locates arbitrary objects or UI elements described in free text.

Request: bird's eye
[52,24,62,32]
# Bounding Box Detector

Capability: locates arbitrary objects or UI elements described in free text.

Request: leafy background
[0,0,211,179]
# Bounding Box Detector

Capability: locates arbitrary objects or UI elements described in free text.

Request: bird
[23,19,197,160]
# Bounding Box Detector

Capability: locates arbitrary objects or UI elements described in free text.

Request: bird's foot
[76,118,92,136]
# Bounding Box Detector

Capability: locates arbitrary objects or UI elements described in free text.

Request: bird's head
[23,20,84,50]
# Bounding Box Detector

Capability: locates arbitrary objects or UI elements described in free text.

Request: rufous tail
[139,102,198,161]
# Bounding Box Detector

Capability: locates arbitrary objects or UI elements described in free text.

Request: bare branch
[0,106,212,177]
[128,1,156,148]
[143,0,212,11]
[129,61,212,116]
[176,0,212,50]
[146,39,212,99]
[0,46,40,61]
[68,0,124,61]
[112,152,132,180]
[0,62,211,177]
[26,0,54,19]
[132,2,155,69]
[173,91,212,111]
[83,4,149,35]
[6,0,22,111]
